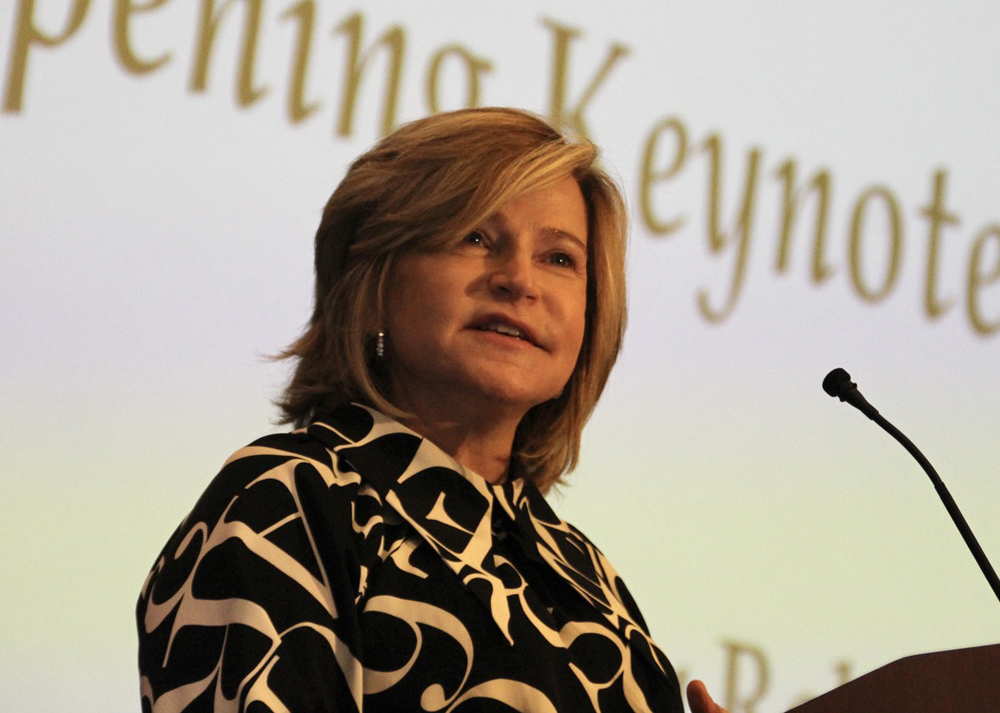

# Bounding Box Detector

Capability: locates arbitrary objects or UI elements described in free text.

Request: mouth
[469,317,541,348]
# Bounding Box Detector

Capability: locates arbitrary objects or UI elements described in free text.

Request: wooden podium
[785,644,1000,712]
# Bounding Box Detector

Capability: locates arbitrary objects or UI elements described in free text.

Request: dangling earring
[376,329,385,359]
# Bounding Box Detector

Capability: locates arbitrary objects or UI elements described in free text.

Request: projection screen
[3,2,998,711]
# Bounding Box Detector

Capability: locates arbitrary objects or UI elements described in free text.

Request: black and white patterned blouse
[137,403,682,712]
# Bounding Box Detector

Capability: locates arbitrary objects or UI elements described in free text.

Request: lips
[469,315,541,348]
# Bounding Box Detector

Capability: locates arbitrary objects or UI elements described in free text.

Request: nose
[488,249,537,301]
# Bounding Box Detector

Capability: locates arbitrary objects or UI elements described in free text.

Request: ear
[359,280,385,335]
[362,301,387,337]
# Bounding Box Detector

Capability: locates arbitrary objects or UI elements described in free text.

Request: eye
[547,251,577,268]
[463,230,487,246]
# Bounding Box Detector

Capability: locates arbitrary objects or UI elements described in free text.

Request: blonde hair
[276,107,627,493]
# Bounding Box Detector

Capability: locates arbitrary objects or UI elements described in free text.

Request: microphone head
[823,368,853,398]
[823,367,880,419]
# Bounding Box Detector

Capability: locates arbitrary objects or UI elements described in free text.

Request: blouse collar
[307,403,653,649]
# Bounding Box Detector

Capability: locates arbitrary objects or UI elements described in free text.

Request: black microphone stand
[823,368,1000,608]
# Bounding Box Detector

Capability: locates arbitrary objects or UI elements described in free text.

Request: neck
[389,388,526,484]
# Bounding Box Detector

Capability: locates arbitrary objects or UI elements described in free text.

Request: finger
[687,679,729,713]
[686,679,713,713]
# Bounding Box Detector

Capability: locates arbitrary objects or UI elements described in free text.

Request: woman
[137,108,725,713]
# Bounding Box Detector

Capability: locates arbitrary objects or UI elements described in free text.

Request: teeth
[483,321,527,340]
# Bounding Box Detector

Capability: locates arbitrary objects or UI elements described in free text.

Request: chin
[430,359,571,414]
[454,373,549,409]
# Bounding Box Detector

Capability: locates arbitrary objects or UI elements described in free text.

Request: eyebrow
[541,227,587,254]
[482,214,588,254]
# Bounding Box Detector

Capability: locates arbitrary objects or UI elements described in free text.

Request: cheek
[386,258,433,329]
[553,292,589,378]
[567,289,589,347]
[385,270,459,355]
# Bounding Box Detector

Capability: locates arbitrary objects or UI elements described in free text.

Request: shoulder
[157,403,414,567]
[141,418,397,615]
[138,422,395,649]
[175,429,369,540]
[137,426,386,711]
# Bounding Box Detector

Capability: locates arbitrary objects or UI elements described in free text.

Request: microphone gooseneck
[822,368,1000,608]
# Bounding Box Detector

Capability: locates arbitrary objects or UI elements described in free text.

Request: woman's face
[384,176,590,418]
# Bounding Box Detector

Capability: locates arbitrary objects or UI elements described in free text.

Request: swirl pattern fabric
[137,404,682,712]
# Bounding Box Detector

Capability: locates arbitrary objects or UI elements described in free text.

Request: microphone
[822,368,1000,608]
[822,368,879,420]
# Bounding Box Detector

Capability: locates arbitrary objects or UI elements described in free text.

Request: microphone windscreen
[823,368,852,398]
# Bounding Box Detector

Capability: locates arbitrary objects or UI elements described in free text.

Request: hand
[686,679,729,713]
